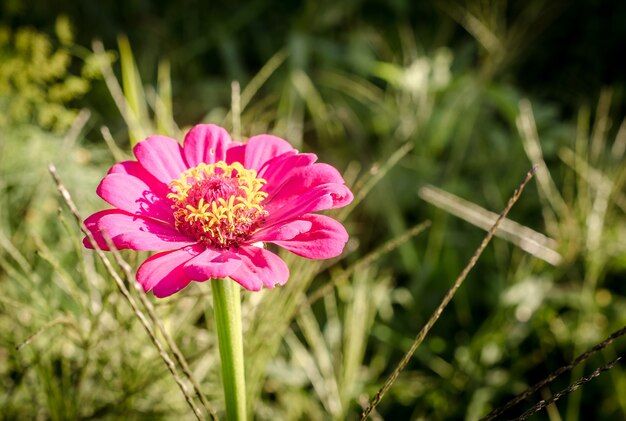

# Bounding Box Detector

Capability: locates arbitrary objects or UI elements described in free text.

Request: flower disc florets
[167,161,268,248]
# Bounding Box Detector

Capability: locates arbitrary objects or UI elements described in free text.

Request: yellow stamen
[167,161,268,248]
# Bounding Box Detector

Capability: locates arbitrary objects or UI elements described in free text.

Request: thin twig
[48,163,208,421]
[16,316,75,351]
[107,244,218,420]
[481,324,626,420]
[509,357,622,421]
[339,142,414,220]
[360,166,537,420]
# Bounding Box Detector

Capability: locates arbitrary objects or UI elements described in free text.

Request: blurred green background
[1,1,626,420]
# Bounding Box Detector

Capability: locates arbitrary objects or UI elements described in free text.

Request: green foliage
[0,17,103,133]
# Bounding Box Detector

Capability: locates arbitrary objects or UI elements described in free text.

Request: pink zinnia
[83,124,353,297]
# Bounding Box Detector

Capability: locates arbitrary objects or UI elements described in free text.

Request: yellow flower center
[167,161,268,248]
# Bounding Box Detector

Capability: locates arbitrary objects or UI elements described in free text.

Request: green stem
[212,279,247,421]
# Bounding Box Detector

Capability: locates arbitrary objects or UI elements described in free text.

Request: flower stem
[212,279,247,421]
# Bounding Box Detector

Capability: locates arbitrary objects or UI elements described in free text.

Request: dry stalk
[106,244,218,420]
[48,163,210,421]
[510,357,622,421]
[360,166,537,419]
[481,324,626,420]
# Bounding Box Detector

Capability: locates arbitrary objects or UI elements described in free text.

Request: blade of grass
[418,184,562,265]
[611,117,626,161]
[317,69,384,105]
[341,268,389,410]
[118,35,151,145]
[100,126,129,162]
[559,147,626,213]
[0,230,36,277]
[33,236,87,309]
[231,80,241,140]
[91,40,145,146]
[517,99,570,229]
[590,89,612,164]
[62,108,91,151]
[296,306,342,416]
[291,69,338,140]
[438,1,502,56]
[360,166,537,419]
[155,60,177,137]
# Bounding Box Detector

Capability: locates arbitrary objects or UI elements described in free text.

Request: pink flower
[83,124,353,297]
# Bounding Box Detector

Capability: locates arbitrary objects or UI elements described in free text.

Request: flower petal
[259,214,349,259]
[264,162,348,209]
[152,277,192,298]
[136,245,203,296]
[96,173,174,223]
[133,135,187,184]
[263,183,353,226]
[107,160,169,196]
[251,218,313,242]
[183,248,242,281]
[229,245,289,291]
[242,134,296,170]
[258,153,318,196]
[83,209,194,251]
[183,124,233,166]
[225,144,246,166]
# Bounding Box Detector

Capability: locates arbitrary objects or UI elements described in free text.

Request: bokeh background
[1,1,626,419]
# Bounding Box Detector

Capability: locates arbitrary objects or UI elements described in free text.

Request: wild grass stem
[360,166,537,419]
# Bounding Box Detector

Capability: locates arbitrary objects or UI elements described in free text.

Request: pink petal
[83,209,194,251]
[251,218,313,242]
[107,160,169,196]
[225,144,246,166]
[96,173,174,224]
[133,135,187,184]
[263,183,353,226]
[152,277,192,298]
[259,214,349,259]
[264,162,347,208]
[183,124,233,167]
[136,245,203,296]
[183,248,242,281]
[229,245,289,291]
[242,134,296,170]
[258,153,318,196]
